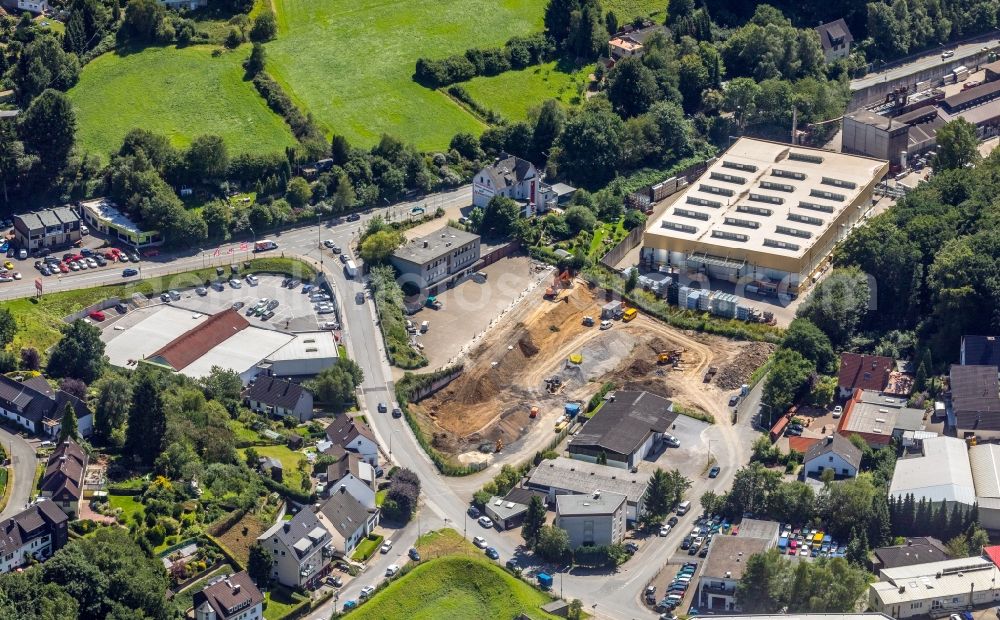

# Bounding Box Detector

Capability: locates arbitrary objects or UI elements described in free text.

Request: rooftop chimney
[422,241,429,248]
[283,522,291,533]
[233,583,241,594]
[593,491,601,499]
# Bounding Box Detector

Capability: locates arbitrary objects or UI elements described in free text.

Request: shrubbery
[414,33,553,87]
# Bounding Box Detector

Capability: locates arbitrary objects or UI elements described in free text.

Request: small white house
[17,0,49,13]
[803,434,862,479]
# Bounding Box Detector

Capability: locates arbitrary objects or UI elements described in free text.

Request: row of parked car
[649,561,698,613]
[33,247,142,277]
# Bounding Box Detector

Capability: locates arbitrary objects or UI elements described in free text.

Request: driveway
[0,427,38,520]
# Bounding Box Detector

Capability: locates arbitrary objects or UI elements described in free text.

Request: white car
[942,50,955,58]
[659,524,672,537]
[380,540,393,553]
[11,272,21,280]
[386,564,399,576]
[86,258,97,268]
[473,536,488,548]
[322,321,340,330]
[245,274,259,285]
[323,239,336,248]
[168,290,181,300]
[229,279,242,289]
[359,585,375,599]
[77,260,88,270]
[600,320,612,330]
[478,516,494,528]
[832,405,843,418]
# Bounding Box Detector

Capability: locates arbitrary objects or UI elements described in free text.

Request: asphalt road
[851,33,1000,91]
[0,427,38,521]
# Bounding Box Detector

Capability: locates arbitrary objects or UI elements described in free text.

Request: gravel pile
[716,342,777,390]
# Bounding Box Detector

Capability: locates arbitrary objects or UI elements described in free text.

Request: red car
[88,311,106,322]
[58,263,69,273]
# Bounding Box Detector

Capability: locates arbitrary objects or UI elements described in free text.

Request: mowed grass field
[265,0,544,150]
[605,0,666,20]
[347,555,559,620]
[68,45,296,158]
[460,61,591,121]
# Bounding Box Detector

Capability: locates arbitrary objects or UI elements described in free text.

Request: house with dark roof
[950,364,1000,437]
[257,508,333,589]
[961,335,1000,367]
[567,391,676,470]
[192,571,263,620]
[13,206,81,252]
[325,416,379,465]
[815,19,854,62]
[803,434,862,479]
[472,155,539,210]
[0,501,68,574]
[838,353,894,398]
[323,452,375,509]
[872,537,951,573]
[245,376,314,422]
[0,374,92,438]
[147,309,250,372]
[259,457,283,483]
[40,440,87,518]
[608,23,668,60]
[317,485,379,557]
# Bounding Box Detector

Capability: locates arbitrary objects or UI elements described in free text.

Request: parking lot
[403,254,552,372]
[162,274,335,332]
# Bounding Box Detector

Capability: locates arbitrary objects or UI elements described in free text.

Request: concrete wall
[850,49,995,110]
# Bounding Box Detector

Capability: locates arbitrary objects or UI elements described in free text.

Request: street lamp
[317,213,323,271]
[248,226,256,262]
[708,439,717,467]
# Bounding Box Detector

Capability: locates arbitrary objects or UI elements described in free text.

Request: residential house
[157,0,206,9]
[16,0,48,13]
[607,24,667,61]
[324,452,375,509]
[325,416,379,465]
[960,335,1000,367]
[317,485,379,558]
[567,391,676,470]
[815,19,854,62]
[837,353,895,398]
[40,440,87,519]
[0,501,68,574]
[245,376,314,423]
[526,456,648,522]
[257,508,333,590]
[192,571,264,620]
[803,434,862,479]
[696,534,775,612]
[950,364,1000,438]
[389,226,481,295]
[0,374,93,438]
[13,206,80,252]
[473,155,539,210]
[869,557,1000,618]
[555,490,627,549]
[484,487,547,531]
[870,537,951,573]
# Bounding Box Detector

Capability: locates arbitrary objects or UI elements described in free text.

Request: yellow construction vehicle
[495,438,504,452]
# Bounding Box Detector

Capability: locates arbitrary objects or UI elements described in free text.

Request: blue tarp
[565,403,581,416]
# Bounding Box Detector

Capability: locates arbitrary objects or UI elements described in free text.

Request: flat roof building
[257,331,339,380]
[567,390,675,470]
[555,490,627,548]
[641,138,888,291]
[961,335,1000,367]
[968,443,1000,530]
[838,388,925,447]
[697,534,774,612]
[390,226,481,295]
[526,456,649,521]
[79,198,162,248]
[889,436,975,508]
[950,364,1000,436]
[870,557,1000,618]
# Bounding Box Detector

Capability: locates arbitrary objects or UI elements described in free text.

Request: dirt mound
[716,342,778,390]
[628,359,656,377]
[518,335,539,357]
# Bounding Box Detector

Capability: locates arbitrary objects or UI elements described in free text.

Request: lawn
[265,0,544,149]
[345,555,559,620]
[351,534,384,562]
[459,60,591,122]
[604,0,666,20]
[171,563,234,614]
[237,445,307,491]
[108,493,145,524]
[264,586,308,620]
[68,45,296,159]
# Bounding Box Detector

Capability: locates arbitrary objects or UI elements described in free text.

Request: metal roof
[970,443,1000,499]
[889,436,976,506]
[872,557,1000,605]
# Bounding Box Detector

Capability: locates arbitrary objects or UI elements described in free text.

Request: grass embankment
[369,267,427,369]
[459,61,591,121]
[266,0,543,149]
[345,554,559,620]
[68,45,296,159]
[7,257,315,355]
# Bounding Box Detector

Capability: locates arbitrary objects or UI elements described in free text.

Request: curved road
[0,427,37,521]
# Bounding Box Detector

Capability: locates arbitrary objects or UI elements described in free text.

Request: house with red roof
[838,353,895,398]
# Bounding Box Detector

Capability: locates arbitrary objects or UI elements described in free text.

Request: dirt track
[409,281,760,464]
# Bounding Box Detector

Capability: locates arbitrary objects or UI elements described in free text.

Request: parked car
[667,516,679,526]
[380,540,393,553]
[386,564,400,576]
[231,301,245,310]
[17,249,26,260]
[128,253,140,263]
[229,279,242,289]
[600,320,612,330]
[346,213,361,221]
[473,536,488,548]
[408,547,420,561]
[261,310,275,321]
[478,516,494,528]
[708,466,721,478]
[88,311,106,321]
[115,303,128,314]
[325,575,342,588]
[168,290,181,300]
[659,524,672,537]
[323,239,336,248]
[468,506,480,519]
[663,434,680,448]
[342,600,357,610]
[195,287,208,296]
[625,542,639,554]
[245,274,259,285]
[485,547,499,560]
[359,585,375,599]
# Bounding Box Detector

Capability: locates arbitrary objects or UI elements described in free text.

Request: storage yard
[407,280,770,465]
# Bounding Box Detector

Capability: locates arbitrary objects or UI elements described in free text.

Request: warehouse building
[641,138,888,292]
[949,364,1000,439]
[888,436,975,509]
[526,457,648,521]
[869,557,1000,618]
[968,444,1000,531]
[567,391,675,470]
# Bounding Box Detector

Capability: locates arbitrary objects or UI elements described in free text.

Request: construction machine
[657,349,683,365]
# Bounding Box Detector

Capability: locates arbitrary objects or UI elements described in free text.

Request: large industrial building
[869,557,1000,618]
[641,138,888,291]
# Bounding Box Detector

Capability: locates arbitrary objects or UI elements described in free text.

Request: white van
[420,321,429,333]
[677,500,691,515]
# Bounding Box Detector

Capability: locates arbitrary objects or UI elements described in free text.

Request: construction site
[407,273,775,466]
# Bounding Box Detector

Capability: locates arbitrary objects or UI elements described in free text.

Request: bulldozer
[657,349,683,365]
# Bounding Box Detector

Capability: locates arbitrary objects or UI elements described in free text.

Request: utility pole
[791,107,798,145]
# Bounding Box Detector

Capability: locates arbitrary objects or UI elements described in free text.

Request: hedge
[414,33,553,87]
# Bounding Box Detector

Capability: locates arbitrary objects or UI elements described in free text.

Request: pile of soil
[518,335,539,357]
[628,359,656,377]
[716,342,777,390]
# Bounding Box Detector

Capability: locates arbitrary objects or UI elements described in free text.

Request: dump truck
[703,366,718,383]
